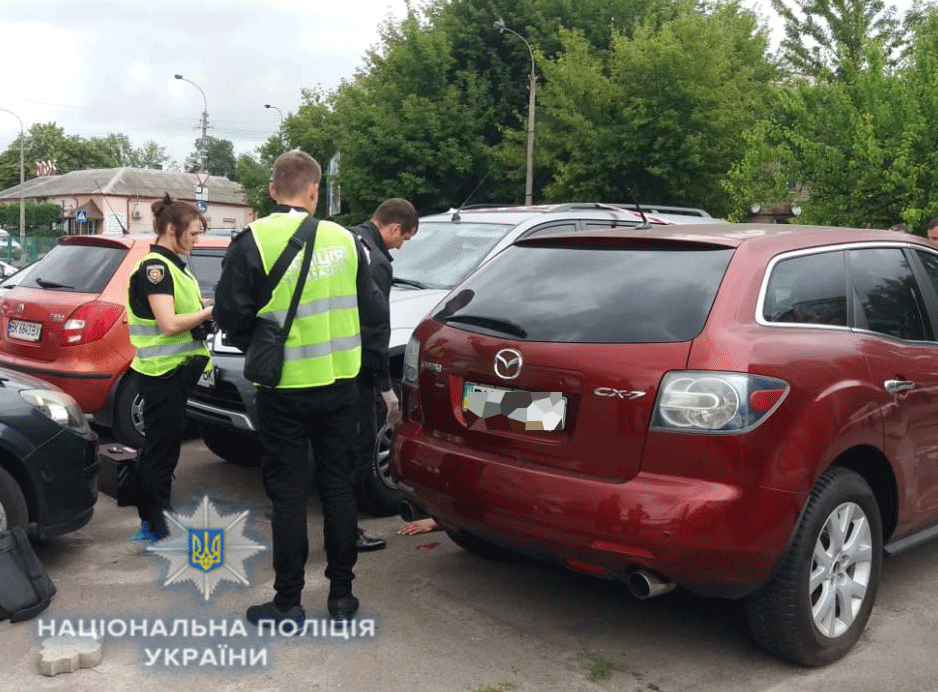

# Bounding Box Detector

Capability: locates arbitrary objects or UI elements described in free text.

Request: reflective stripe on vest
[127,252,211,376]
[251,213,361,388]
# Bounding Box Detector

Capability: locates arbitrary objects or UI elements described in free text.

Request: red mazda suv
[0,233,229,447]
[392,223,938,666]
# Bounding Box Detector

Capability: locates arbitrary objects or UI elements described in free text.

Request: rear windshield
[15,243,127,293]
[432,243,734,342]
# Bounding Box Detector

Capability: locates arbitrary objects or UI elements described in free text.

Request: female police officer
[127,193,214,541]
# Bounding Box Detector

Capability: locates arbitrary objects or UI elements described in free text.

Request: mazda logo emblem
[494,349,523,380]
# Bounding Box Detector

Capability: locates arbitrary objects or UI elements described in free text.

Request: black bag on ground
[243,216,318,387]
[0,526,56,622]
[97,443,138,506]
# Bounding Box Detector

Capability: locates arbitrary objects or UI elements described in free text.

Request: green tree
[535,2,776,216]
[185,136,237,179]
[771,0,901,79]
[0,201,63,236]
[0,122,116,188]
[724,5,937,230]
[235,153,276,216]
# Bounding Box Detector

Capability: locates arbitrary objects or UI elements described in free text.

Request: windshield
[390,221,513,288]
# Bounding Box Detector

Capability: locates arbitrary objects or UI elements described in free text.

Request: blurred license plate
[7,319,41,342]
[462,381,566,431]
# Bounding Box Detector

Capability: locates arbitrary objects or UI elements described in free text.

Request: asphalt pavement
[2,437,937,692]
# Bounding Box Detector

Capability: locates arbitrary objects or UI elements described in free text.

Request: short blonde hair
[272,150,321,198]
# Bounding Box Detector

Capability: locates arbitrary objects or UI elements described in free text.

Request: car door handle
[884,379,915,393]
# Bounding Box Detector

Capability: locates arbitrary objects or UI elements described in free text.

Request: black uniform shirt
[129,244,186,320]
[349,219,393,391]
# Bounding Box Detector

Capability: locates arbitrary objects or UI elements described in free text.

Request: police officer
[127,193,213,542]
[349,198,418,546]
[214,150,387,626]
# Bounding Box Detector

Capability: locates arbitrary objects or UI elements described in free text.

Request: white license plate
[462,381,567,431]
[197,366,216,388]
[7,319,41,342]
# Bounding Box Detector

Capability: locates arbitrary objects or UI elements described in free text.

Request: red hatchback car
[392,223,938,666]
[0,233,229,447]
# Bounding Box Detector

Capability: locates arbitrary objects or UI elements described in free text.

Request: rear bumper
[0,355,116,413]
[393,428,802,596]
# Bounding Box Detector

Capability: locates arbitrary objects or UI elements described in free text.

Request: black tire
[0,466,29,532]
[112,376,146,449]
[199,423,263,467]
[745,467,882,666]
[358,379,403,517]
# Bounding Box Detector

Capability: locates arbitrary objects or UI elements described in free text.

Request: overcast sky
[0,0,410,166]
[0,0,916,171]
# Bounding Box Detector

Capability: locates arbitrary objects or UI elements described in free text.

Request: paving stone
[38,636,102,677]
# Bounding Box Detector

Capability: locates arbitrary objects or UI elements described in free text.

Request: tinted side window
[848,248,927,340]
[915,250,938,302]
[17,244,126,293]
[763,251,847,326]
[188,250,225,297]
[433,243,734,343]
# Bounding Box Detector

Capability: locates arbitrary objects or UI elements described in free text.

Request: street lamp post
[174,74,209,171]
[494,18,536,205]
[0,108,25,263]
[264,104,284,131]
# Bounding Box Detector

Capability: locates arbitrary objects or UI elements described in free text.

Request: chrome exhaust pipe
[628,569,676,599]
[399,500,429,522]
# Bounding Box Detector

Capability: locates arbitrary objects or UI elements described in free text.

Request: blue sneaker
[130,520,156,541]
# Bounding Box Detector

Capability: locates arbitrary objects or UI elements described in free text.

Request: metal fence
[0,234,61,265]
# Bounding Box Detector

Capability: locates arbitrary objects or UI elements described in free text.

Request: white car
[0,259,19,277]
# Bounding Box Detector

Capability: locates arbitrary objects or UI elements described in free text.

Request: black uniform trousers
[351,365,377,500]
[134,368,190,536]
[255,380,359,609]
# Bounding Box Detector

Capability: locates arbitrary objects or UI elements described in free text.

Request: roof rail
[609,203,712,218]
[546,202,711,217]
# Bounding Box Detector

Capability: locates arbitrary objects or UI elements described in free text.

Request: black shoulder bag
[243,215,319,387]
[0,526,56,622]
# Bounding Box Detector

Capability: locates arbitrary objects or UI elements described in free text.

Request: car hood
[389,287,450,351]
[0,365,64,392]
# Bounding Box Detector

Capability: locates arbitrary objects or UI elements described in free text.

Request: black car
[0,367,98,537]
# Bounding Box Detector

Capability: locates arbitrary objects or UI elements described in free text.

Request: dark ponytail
[151,193,205,243]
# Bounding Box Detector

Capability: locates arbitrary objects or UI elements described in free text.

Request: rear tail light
[61,301,123,346]
[651,371,788,432]
[402,335,423,422]
[403,335,420,384]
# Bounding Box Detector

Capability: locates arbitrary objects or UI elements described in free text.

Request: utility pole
[175,74,209,171]
[494,18,537,205]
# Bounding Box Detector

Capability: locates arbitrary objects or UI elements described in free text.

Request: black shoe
[356,529,387,552]
[245,600,306,629]
[327,594,360,621]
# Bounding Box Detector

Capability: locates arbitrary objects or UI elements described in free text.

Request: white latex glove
[380,388,401,426]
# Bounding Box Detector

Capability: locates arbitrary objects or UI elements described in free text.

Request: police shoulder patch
[147,264,165,284]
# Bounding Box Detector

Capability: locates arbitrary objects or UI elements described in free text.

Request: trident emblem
[189,529,224,572]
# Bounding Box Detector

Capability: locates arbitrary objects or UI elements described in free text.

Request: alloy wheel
[809,501,874,638]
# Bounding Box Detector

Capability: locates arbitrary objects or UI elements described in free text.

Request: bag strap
[261,214,320,302]
[280,225,317,339]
